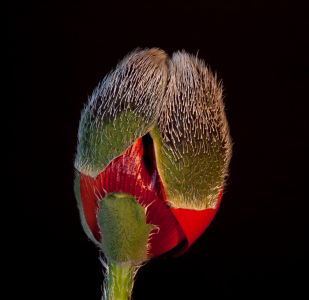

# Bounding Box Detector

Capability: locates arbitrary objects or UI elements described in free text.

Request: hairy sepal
[75,48,168,178]
[152,51,232,210]
[98,192,155,264]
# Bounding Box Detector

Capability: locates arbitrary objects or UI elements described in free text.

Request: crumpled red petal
[79,136,223,258]
[79,137,186,258]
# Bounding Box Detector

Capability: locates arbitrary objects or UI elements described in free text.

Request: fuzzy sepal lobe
[98,192,155,264]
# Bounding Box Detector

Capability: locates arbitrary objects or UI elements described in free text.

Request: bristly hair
[156,50,232,210]
[89,48,168,124]
[75,48,169,178]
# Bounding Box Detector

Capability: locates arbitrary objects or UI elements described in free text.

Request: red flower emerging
[78,134,223,258]
[74,48,232,300]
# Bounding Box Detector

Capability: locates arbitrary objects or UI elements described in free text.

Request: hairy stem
[106,261,135,300]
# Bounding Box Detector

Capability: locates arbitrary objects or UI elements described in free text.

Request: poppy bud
[74,48,232,299]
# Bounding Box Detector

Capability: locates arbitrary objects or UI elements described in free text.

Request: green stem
[106,261,135,300]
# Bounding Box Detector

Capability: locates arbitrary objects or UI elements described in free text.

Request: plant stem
[106,261,135,300]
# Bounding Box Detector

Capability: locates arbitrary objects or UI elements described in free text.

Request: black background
[6,1,308,299]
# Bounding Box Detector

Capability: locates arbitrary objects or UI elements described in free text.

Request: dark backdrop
[6,1,308,299]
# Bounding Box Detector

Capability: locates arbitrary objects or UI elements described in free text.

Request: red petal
[169,187,223,257]
[79,173,102,242]
[79,136,224,258]
[79,137,186,258]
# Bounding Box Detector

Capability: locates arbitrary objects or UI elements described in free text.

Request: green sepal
[150,52,232,210]
[98,192,155,264]
[76,108,158,178]
[75,48,168,178]
[151,126,225,210]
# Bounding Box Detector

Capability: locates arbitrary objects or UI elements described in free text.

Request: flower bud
[74,48,232,300]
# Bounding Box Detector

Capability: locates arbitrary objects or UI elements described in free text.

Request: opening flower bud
[74,48,232,299]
